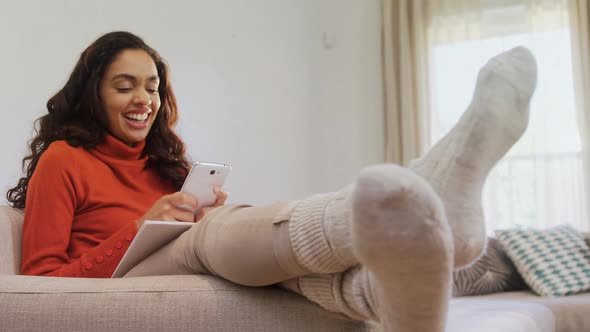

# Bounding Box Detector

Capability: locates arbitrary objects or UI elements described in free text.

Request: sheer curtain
[427,0,589,232]
[568,0,590,227]
[381,0,431,165]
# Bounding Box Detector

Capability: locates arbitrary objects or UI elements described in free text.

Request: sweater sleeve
[20,145,138,278]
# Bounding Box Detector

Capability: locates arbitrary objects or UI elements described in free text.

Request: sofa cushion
[495,225,590,296]
[446,297,555,332]
[0,274,372,332]
[453,237,526,296]
[473,291,590,332]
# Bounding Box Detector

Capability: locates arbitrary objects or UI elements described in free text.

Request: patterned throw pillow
[495,225,590,296]
[453,238,527,296]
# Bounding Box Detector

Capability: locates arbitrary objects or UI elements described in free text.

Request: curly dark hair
[7,31,190,209]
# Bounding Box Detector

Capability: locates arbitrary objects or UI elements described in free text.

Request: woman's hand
[195,188,229,222]
[136,192,199,230]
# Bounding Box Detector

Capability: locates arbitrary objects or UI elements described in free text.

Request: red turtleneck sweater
[20,135,177,278]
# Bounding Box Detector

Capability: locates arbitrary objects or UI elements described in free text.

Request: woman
[8,31,537,331]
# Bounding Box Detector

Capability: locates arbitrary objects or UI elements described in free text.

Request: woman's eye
[116,88,132,93]
[147,89,159,94]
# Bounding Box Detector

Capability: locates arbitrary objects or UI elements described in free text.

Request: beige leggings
[124,195,453,329]
[124,202,310,287]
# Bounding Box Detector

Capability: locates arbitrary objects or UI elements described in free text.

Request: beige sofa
[0,206,371,331]
[0,205,586,332]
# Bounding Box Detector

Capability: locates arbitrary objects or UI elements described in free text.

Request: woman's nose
[132,90,152,106]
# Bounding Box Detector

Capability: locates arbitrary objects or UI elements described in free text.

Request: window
[428,4,587,232]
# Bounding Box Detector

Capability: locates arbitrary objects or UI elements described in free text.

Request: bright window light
[429,29,587,232]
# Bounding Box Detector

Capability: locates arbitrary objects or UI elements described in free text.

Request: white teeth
[124,113,149,122]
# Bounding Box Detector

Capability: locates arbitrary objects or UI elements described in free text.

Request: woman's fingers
[167,192,199,210]
[195,207,209,222]
[170,208,198,223]
[138,192,201,228]
[163,192,199,223]
[212,188,228,206]
[193,189,228,222]
[156,189,229,223]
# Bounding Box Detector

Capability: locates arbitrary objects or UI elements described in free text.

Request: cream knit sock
[296,266,375,322]
[289,186,357,274]
[353,164,453,331]
[295,164,453,332]
[411,46,538,268]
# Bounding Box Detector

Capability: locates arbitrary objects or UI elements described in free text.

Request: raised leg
[291,164,453,332]
[411,46,538,268]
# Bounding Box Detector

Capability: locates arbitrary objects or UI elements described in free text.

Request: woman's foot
[351,164,453,331]
[411,46,538,268]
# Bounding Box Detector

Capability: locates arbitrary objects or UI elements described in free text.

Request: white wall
[0,0,383,206]
[305,0,384,193]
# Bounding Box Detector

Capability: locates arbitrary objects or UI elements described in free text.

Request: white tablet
[111,220,194,278]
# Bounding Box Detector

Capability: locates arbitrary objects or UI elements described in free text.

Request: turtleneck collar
[94,134,147,162]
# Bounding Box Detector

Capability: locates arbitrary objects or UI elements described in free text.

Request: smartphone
[180,161,232,214]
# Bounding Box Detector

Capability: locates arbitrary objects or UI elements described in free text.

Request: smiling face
[99,49,161,146]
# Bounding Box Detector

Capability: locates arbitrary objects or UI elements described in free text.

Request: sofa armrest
[0,205,24,275]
